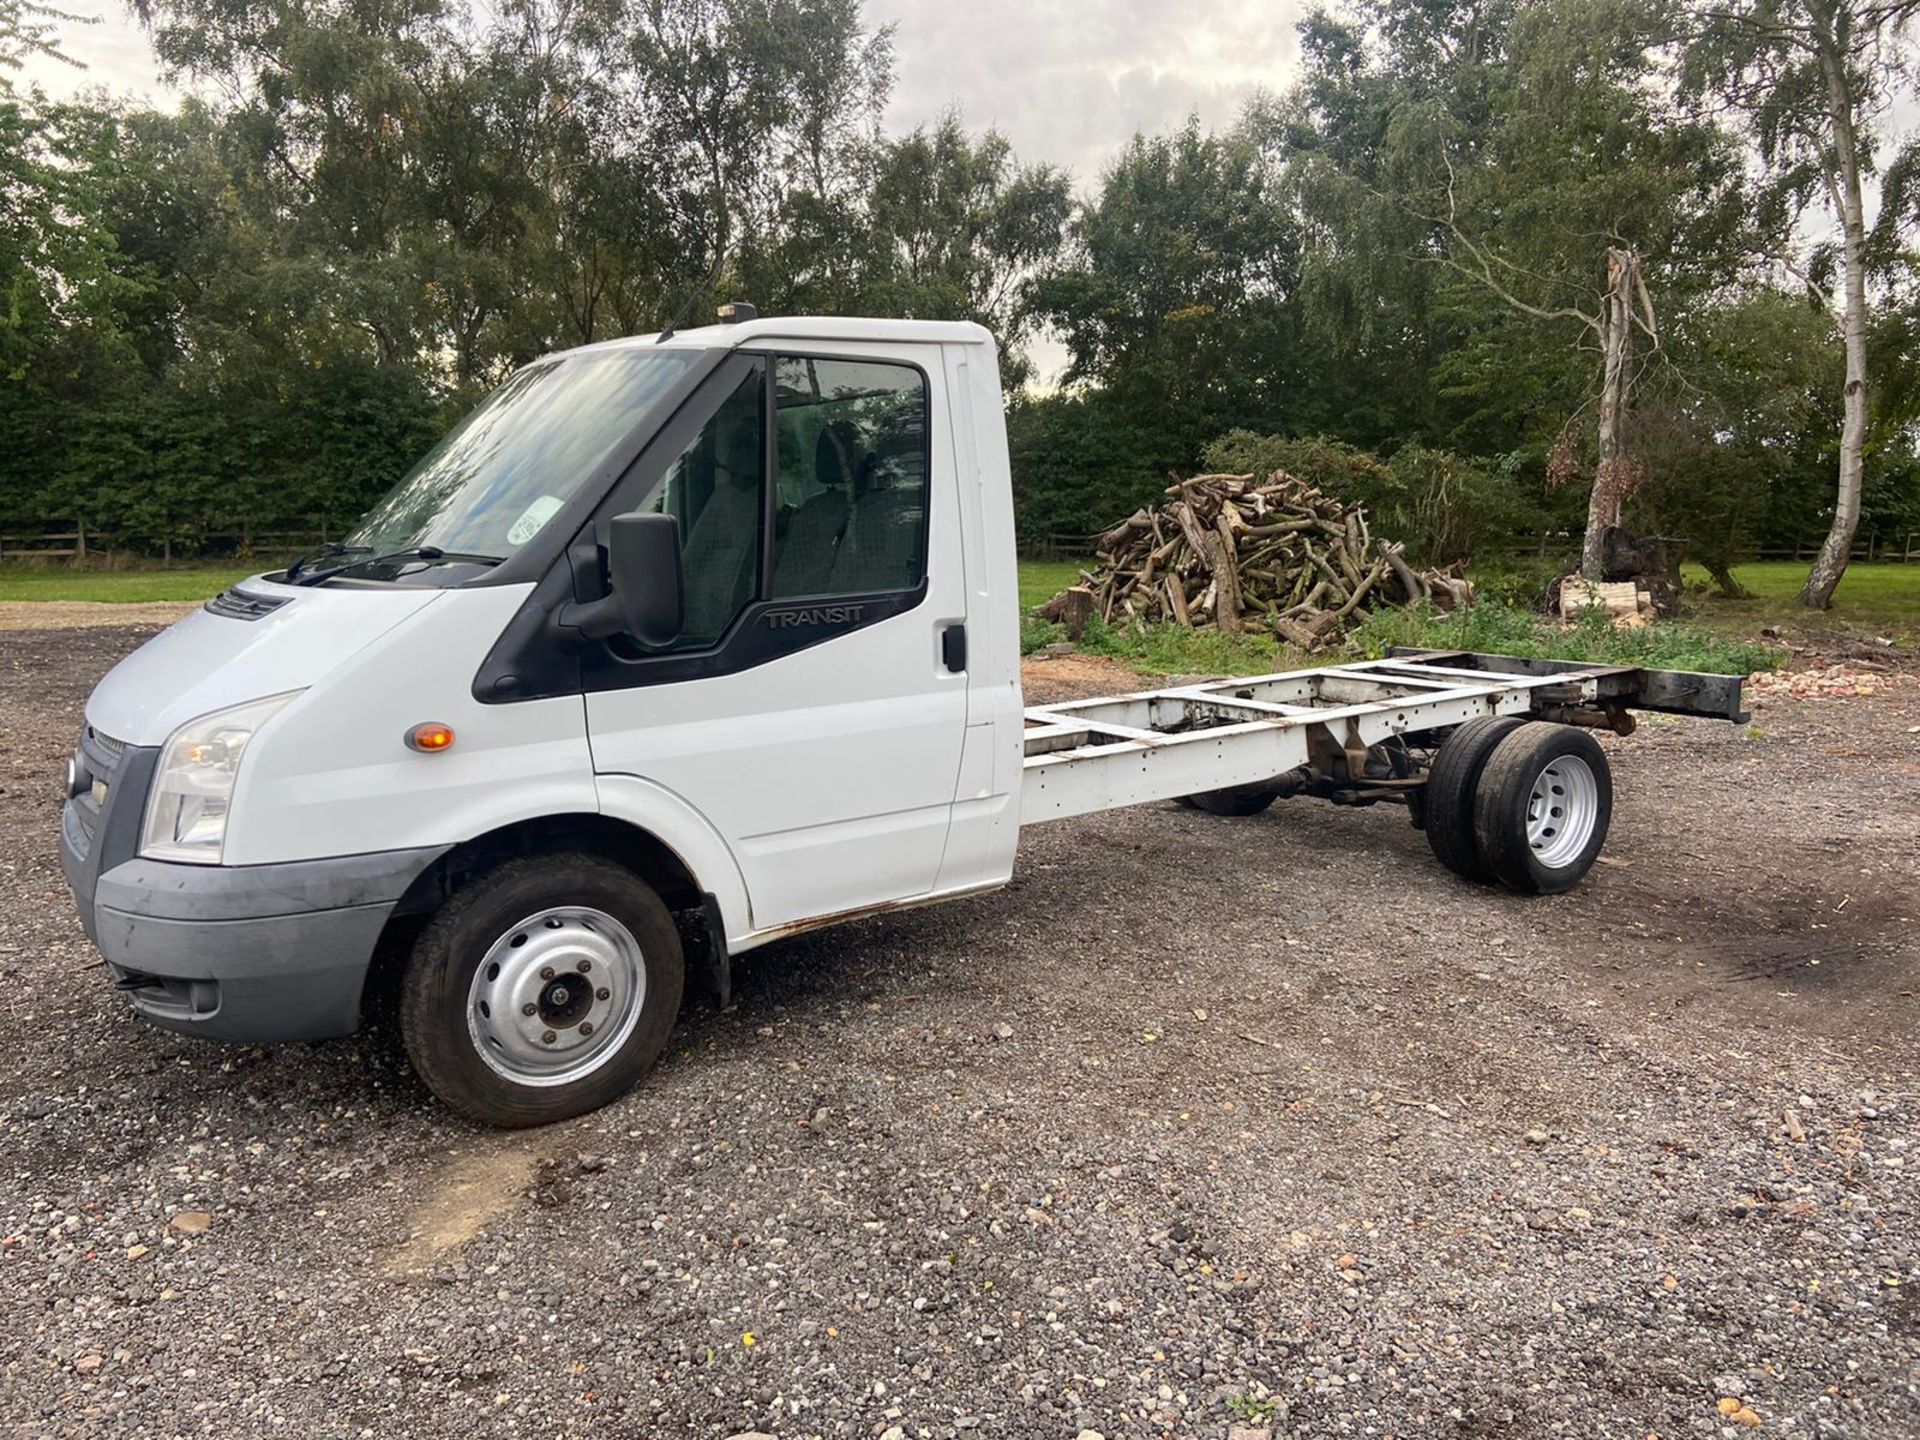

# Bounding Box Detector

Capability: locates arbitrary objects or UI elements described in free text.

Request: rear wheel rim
[466,906,645,1086]
[1524,753,1599,869]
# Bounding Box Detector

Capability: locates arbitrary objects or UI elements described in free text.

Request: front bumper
[61,749,446,1042]
[87,893,398,1042]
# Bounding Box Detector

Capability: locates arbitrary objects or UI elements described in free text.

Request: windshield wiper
[288,545,505,586]
[285,542,371,582]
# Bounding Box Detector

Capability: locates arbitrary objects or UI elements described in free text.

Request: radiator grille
[66,725,127,862]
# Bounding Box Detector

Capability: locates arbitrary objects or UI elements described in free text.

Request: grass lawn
[1012,557,1828,676]
[0,566,261,603]
[1017,559,1086,611]
[1682,560,1920,638]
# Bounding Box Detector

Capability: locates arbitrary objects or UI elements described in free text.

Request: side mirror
[607,511,683,646]
[559,511,683,645]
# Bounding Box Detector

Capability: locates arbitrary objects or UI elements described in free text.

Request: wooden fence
[6,521,1917,567]
[1488,532,1920,563]
[0,524,337,564]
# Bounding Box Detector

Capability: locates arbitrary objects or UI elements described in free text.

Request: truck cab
[62,315,1026,1125]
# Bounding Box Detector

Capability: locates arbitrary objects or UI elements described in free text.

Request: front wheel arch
[390,812,706,918]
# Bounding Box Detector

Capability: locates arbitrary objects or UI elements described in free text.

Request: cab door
[582,346,970,932]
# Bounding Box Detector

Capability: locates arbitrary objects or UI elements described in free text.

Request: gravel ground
[0,603,197,632]
[2,623,1917,1440]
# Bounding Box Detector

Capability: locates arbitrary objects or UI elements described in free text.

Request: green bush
[1467,553,1575,608]
[1203,430,1399,509]
[1020,614,1068,654]
[1075,615,1286,675]
[1007,391,1167,543]
[1201,430,1541,565]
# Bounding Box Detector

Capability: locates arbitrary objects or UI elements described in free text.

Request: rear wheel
[1472,723,1613,895]
[1422,715,1526,881]
[1184,785,1278,816]
[400,853,685,1127]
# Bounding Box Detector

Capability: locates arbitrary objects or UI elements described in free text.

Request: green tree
[1634,290,1840,593]
[1680,0,1920,607]
[836,117,1069,387]
[1036,117,1309,477]
[1299,0,1748,578]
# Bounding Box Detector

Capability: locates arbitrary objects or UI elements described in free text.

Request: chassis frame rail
[1020,648,1747,825]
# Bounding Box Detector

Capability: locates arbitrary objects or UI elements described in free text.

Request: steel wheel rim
[466,906,645,1087]
[1524,753,1599,869]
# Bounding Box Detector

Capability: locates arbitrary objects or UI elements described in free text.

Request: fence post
[74,520,87,562]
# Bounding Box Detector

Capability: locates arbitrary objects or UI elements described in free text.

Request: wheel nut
[577,959,592,974]
[579,1021,594,1037]
[541,1030,557,1045]
[540,966,556,981]
[596,987,610,1001]
[521,1002,537,1016]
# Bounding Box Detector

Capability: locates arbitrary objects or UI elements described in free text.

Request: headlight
[141,692,302,864]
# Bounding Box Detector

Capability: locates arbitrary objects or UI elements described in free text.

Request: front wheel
[1472,723,1613,895]
[400,853,685,1127]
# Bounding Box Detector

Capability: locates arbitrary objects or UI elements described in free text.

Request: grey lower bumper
[66,837,447,1043]
[91,901,397,1041]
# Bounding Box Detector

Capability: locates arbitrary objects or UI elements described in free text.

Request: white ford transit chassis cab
[61,314,1747,1126]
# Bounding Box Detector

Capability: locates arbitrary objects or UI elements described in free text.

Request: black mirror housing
[607,511,683,646]
[556,511,683,646]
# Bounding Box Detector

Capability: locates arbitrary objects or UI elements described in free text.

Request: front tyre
[1471,723,1613,895]
[400,853,685,1127]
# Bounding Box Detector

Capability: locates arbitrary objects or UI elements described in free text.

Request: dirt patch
[387,1146,542,1275]
[1021,648,1156,703]
[0,600,198,631]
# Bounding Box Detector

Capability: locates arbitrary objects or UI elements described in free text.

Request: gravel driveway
[2,623,1916,1440]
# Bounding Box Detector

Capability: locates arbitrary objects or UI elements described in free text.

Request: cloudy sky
[21,0,1312,187]
[865,1,1307,182]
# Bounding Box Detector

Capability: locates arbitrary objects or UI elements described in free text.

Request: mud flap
[676,892,732,1009]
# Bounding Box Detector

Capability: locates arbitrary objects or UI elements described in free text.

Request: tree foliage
[1,0,1067,543]
[0,0,1915,585]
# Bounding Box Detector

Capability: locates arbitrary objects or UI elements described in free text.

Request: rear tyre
[1422,716,1527,881]
[1185,785,1278,816]
[400,852,685,1127]
[1472,723,1613,895]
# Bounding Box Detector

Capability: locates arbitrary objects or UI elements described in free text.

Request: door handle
[941,623,968,673]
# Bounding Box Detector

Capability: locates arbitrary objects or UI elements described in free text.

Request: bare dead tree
[1437,165,1660,580]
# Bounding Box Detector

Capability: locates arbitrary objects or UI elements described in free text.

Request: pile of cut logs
[1039,471,1471,649]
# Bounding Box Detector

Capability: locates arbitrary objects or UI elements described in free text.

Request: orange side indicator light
[406,722,456,753]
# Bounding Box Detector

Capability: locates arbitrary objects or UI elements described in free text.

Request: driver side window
[643,367,765,648]
[769,357,928,599]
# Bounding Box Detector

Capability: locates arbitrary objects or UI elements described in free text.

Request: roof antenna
[656,241,728,344]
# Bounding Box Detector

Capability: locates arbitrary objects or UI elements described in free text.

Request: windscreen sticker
[507,494,565,546]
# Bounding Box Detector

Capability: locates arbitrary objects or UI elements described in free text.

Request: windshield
[344,348,700,561]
